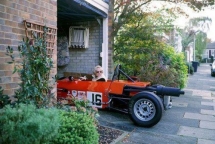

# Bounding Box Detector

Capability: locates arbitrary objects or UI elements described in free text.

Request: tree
[114,10,188,88]
[180,16,212,60]
[111,0,214,37]
[195,31,207,61]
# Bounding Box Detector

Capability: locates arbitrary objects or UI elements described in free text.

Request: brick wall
[57,21,102,78]
[0,0,57,96]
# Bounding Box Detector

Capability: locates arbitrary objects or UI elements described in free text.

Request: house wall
[57,21,103,78]
[0,0,57,96]
[202,42,215,62]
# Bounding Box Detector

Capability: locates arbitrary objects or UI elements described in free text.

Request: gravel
[98,125,124,144]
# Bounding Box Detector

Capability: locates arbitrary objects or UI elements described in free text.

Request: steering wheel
[112,64,121,81]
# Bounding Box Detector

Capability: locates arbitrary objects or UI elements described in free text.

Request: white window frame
[69,26,89,48]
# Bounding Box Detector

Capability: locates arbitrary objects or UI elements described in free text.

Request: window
[69,26,89,48]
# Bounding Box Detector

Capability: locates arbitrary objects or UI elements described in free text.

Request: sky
[194,8,215,42]
[175,6,215,42]
[145,2,215,42]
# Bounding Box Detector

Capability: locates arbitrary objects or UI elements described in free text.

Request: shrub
[6,28,54,108]
[186,62,194,75]
[52,110,99,144]
[0,86,11,109]
[114,39,188,88]
[0,103,60,144]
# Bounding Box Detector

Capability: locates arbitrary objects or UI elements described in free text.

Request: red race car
[57,64,184,127]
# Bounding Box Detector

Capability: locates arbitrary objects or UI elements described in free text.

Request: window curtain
[69,26,89,48]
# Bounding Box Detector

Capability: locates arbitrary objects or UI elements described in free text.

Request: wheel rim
[133,98,156,121]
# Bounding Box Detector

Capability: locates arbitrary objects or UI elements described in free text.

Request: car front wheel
[128,92,163,127]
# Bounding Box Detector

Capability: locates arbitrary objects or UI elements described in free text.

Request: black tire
[128,92,164,127]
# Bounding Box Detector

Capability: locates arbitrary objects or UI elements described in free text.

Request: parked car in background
[210,61,215,76]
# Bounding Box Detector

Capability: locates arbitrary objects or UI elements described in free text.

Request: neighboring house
[166,28,183,52]
[0,0,113,96]
[185,43,194,62]
[157,26,183,52]
[202,42,215,60]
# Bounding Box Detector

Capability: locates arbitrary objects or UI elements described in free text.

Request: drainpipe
[96,18,102,65]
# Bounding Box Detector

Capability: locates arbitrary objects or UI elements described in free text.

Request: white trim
[85,0,109,14]
[102,18,108,78]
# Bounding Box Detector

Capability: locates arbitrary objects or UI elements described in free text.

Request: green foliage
[0,86,11,109]
[113,0,214,37]
[52,110,99,144]
[186,62,194,75]
[195,32,207,60]
[114,36,188,88]
[0,103,60,144]
[114,9,188,88]
[6,28,54,108]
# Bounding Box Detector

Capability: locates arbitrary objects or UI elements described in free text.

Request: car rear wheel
[128,92,163,127]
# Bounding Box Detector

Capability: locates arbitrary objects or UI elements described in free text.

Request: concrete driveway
[97,63,215,144]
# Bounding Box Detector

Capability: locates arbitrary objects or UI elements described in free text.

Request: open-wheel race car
[57,64,184,127]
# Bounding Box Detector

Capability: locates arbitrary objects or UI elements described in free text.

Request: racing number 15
[92,93,101,106]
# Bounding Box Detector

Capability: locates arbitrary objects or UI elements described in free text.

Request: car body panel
[57,78,151,108]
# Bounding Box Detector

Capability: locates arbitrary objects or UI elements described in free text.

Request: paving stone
[202,97,215,100]
[172,102,188,107]
[200,109,215,115]
[200,121,215,129]
[198,138,215,144]
[184,112,215,121]
[192,90,211,97]
[201,101,215,106]
[177,126,215,140]
[120,131,197,144]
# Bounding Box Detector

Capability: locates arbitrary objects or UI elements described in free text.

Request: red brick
[0,64,14,71]
[6,7,19,15]
[1,25,13,32]
[0,0,12,6]
[18,0,29,6]
[5,70,20,78]
[4,71,13,76]
[29,0,36,3]
[0,51,7,57]
[0,84,6,89]
[2,89,14,96]
[0,71,5,76]
[18,11,30,20]
[0,32,4,37]
[0,12,10,19]
[0,45,6,51]
[5,20,18,27]
[0,39,12,45]
[12,15,24,23]
[12,28,25,35]
[5,33,18,40]
[0,58,5,64]
[16,4,28,12]
[0,76,12,83]
[12,77,21,83]
[0,5,5,12]
[5,83,19,89]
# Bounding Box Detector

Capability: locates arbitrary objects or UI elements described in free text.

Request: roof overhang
[58,0,109,26]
